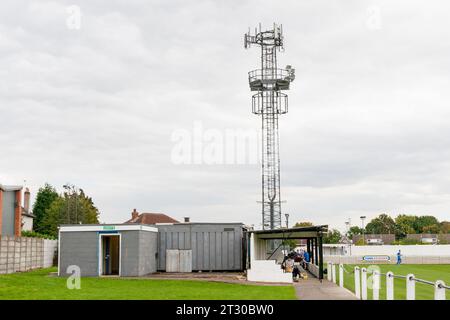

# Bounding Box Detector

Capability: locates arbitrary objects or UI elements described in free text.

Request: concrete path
[294,278,358,300]
[140,272,291,286]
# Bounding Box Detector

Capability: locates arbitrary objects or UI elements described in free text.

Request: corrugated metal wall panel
[191,231,197,270]
[156,224,244,271]
[228,231,234,269]
[221,232,228,270]
[203,232,209,270]
[215,232,222,269]
[209,232,215,270]
[166,249,178,272]
[179,250,192,272]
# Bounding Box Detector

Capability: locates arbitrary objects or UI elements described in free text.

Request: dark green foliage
[440,221,450,233]
[32,183,100,238]
[21,230,56,240]
[395,215,418,237]
[391,238,421,245]
[415,215,440,233]
[348,214,445,241]
[293,221,314,227]
[32,183,59,234]
[323,229,342,244]
[365,213,397,235]
[347,226,364,240]
[282,239,297,250]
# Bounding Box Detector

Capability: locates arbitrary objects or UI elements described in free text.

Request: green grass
[0,268,296,300]
[337,264,450,300]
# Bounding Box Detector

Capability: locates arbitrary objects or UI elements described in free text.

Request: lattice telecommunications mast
[244,24,295,230]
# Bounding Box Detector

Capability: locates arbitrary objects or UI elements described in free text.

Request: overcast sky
[1,0,450,231]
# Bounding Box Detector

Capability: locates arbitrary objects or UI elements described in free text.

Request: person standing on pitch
[396,250,402,265]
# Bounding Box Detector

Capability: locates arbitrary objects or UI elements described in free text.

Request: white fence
[324,244,450,257]
[326,261,449,300]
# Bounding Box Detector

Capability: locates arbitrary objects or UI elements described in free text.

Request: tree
[422,224,441,234]
[282,239,297,250]
[323,229,342,244]
[42,184,100,237]
[42,197,66,237]
[32,183,59,234]
[416,216,440,234]
[347,226,364,240]
[365,214,397,234]
[440,221,450,234]
[395,215,417,237]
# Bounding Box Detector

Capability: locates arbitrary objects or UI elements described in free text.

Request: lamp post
[345,218,351,234]
[345,218,352,255]
[360,216,366,245]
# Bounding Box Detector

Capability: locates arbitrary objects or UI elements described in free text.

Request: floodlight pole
[360,216,366,245]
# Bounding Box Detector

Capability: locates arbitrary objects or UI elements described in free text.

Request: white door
[166,249,179,272]
[179,250,192,272]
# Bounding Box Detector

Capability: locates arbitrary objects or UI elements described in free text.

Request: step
[251,260,282,270]
[247,269,292,283]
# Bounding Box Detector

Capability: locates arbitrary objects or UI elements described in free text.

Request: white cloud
[1,0,450,231]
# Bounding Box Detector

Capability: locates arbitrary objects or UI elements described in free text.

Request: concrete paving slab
[295,278,358,300]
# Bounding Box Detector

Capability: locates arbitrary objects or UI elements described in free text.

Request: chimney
[24,188,30,214]
[184,217,190,223]
[131,209,139,220]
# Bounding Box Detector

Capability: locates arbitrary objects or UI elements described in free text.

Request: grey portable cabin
[58,224,158,277]
[155,223,246,271]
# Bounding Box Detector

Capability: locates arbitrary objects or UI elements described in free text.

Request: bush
[392,238,422,245]
[21,230,56,240]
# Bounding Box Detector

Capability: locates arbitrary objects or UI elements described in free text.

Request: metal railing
[248,68,292,83]
[326,261,448,300]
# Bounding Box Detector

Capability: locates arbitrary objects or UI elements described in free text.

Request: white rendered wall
[247,260,292,283]
[43,239,58,268]
[247,233,292,283]
[324,244,450,257]
[22,216,33,231]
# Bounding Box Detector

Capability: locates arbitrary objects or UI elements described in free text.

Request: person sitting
[292,265,300,281]
[281,255,288,270]
[285,257,294,273]
[294,253,303,263]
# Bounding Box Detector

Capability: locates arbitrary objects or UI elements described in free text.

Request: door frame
[98,233,121,276]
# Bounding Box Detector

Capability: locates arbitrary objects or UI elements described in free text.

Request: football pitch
[338,264,450,300]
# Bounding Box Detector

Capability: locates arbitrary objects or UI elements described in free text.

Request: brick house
[353,234,395,245]
[0,184,34,236]
[125,209,180,224]
[406,233,450,244]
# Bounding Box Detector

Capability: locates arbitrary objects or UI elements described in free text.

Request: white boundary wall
[325,244,450,257]
[326,255,450,264]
